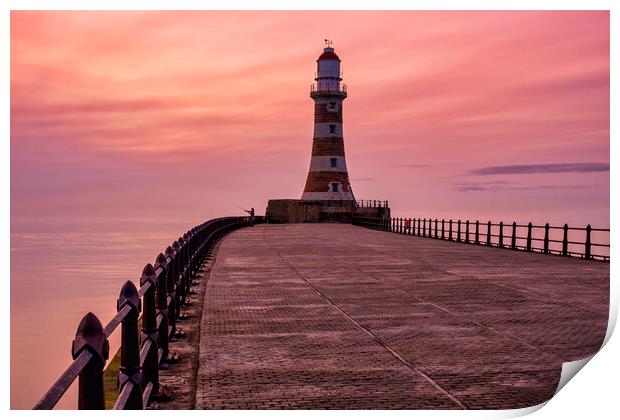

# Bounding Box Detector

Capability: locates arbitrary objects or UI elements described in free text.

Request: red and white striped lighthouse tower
[302,41,355,203]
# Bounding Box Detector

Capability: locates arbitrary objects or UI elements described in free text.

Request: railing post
[155,253,170,365]
[422,219,426,237]
[165,246,177,336]
[585,224,592,260]
[190,228,199,275]
[457,220,461,242]
[182,233,191,295]
[562,224,569,256]
[441,219,445,240]
[428,218,432,238]
[449,219,453,241]
[174,240,184,309]
[465,220,470,243]
[176,238,186,305]
[526,222,533,251]
[486,221,492,246]
[72,313,109,410]
[511,222,517,249]
[475,220,480,245]
[435,219,438,238]
[117,281,143,409]
[543,223,550,254]
[140,264,159,401]
[498,222,504,248]
[173,239,185,314]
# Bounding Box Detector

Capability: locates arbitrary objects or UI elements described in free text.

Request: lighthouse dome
[318,47,340,61]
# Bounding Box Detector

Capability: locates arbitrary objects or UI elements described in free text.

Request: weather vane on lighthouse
[324,39,333,47]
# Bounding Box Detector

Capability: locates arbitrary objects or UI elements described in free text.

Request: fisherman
[244,207,255,227]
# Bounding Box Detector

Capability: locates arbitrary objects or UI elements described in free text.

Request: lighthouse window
[330,158,338,168]
[331,182,339,192]
[328,102,338,112]
[329,124,337,135]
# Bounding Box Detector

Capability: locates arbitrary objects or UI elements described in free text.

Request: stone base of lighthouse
[265,199,390,224]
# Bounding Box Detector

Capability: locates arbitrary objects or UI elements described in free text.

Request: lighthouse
[265,42,389,223]
[301,41,355,203]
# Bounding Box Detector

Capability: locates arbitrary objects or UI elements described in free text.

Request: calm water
[10,217,194,409]
[10,212,609,409]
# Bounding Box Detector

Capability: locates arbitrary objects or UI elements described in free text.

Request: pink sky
[11,11,610,227]
[9,11,610,409]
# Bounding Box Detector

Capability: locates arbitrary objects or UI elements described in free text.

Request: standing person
[244,207,255,227]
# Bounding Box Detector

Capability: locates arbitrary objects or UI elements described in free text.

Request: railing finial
[72,312,109,410]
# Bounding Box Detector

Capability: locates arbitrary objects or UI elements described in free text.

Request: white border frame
[2,1,616,419]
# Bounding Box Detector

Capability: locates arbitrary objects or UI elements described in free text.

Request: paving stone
[194,224,609,409]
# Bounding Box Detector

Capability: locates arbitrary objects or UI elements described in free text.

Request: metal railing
[352,216,609,261]
[356,199,389,208]
[310,83,347,94]
[33,216,262,410]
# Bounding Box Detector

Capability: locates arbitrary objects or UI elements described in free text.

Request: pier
[34,217,609,410]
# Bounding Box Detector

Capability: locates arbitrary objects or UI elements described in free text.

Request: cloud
[394,164,430,168]
[469,162,609,176]
[9,11,610,228]
[453,182,599,192]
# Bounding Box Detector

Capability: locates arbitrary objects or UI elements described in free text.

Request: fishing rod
[233,203,254,215]
[233,202,246,211]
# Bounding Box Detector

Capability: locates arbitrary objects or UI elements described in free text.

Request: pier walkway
[193,224,609,409]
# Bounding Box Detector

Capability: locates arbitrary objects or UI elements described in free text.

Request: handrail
[356,199,389,208]
[310,83,347,94]
[352,216,609,261]
[33,215,263,410]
